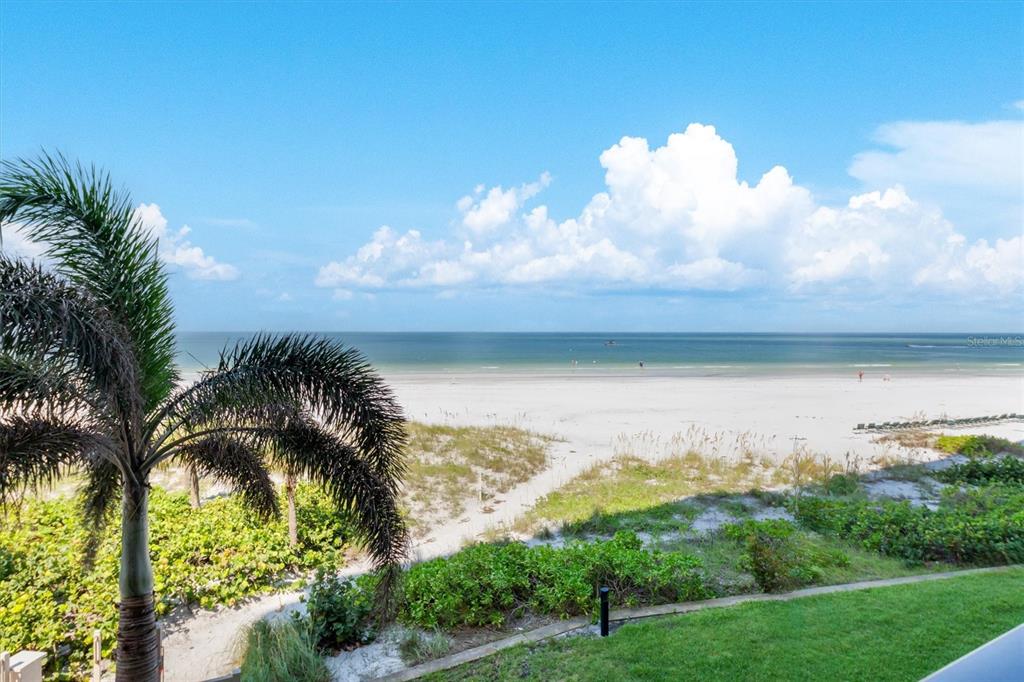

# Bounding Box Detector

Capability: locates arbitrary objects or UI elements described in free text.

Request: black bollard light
[599,586,610,637]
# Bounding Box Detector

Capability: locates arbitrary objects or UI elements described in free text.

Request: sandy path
[161,371,1023,680]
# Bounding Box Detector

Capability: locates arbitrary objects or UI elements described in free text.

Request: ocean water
[174,332,1024,377]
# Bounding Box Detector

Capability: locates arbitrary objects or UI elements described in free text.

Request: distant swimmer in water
[639,360,644,368]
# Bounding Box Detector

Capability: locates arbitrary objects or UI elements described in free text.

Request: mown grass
[430,568,1024,681]
[404,423,552,519]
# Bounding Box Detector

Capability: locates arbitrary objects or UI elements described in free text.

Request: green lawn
[431,568,1024,681]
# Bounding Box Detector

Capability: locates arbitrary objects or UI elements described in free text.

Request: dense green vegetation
[430,568,1024,681]
[793,484,1024,564]
[400,532,709,629]
[935,434,1024,457]
[15,423,1023,678]
[0,420,554,677]
[303,570,376,651]
[1,155,408,681]
[0,484,350,676]
[935,455,1024,485]
[721,519,851,592]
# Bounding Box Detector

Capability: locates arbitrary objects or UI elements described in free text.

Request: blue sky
[1,1,1022,332]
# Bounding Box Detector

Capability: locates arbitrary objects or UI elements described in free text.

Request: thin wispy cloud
[849,119,1023,197]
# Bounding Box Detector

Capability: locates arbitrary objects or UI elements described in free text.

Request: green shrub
[399,531,709,629]
[304,569,376,652]
[722,518,797,542]
[824,473,861,496]
[743,532,804,592]
[240,618,330,682]
[791,485,1024,565]
[936,457,1024,486]
[723,520,849,592]
[0,484,352,677]
[935,435,1024,458]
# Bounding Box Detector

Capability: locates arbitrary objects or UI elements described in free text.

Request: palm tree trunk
[188,464,201,509]
[116,482,159,682]
[285,472,298,547]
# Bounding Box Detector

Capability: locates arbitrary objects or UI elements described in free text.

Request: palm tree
[0,154,408,681]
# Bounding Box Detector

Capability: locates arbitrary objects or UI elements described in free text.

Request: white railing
[0,650,47,682]
[3,627,163,681]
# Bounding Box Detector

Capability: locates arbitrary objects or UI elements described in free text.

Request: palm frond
[266,415,407,571]
[155,334,406,483]
[0,353,110,424]
[0,415,109,502]
[0,153,178,411]
[175,433,278,519]
[0,256,140,424]
[80,455,122,567]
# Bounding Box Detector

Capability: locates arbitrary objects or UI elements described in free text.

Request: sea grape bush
[722,519,849,592]
[935,457,1024,486]
[935,435,1024,458]
[303,570,376,651]
[0,485,352,676]
[791,485,1024,565]
[399,531,710,629]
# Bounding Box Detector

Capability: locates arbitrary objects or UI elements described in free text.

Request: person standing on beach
[858,370,864,382]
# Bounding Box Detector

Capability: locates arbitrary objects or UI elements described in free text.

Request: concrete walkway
[378,565,1021,681]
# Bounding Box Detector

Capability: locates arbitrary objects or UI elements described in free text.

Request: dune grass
[502,445,948,595]
[239,619,330,682]
[512,448,844,537]
[511,453,756,535]
[404,422,552,519]
[431,568,1024,681]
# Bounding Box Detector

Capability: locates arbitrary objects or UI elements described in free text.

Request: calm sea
[175,332,1024,378]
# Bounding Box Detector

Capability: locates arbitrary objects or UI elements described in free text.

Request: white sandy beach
[390,370,1024,464]
[162,369,1023,681]
[390,370,1024,549]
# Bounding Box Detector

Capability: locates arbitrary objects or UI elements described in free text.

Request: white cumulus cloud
[316,122,1023,301]
[0,224,47,260]
[134,203,239,281]
[457,173,552,234]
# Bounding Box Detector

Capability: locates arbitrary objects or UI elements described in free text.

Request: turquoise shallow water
[175,332,1024,377]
